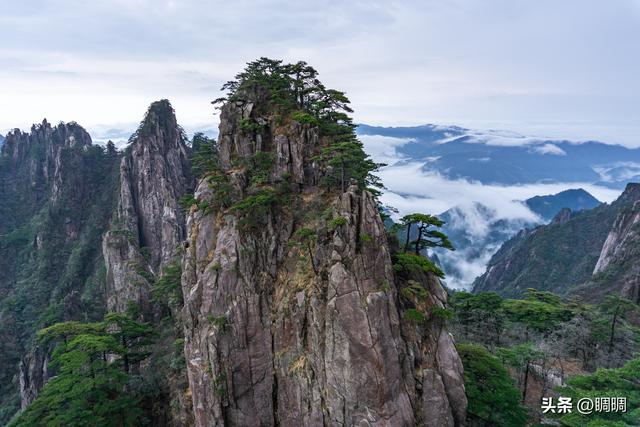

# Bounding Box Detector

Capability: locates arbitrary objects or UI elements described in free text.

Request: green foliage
[238,118,264,134]
[190,132,218,178]
[248,151,275,186]
[431,306,454,321]
[392,252,444,278]
[0,133,120,422]
[458,343,528,426]
[378,280,391,293]
[497,343,544,373]
[230,187,277,229]
[555,357,640,426]
[10,313,155,427]
[404,308,426,324]
[449,291,507,346]
[207,315,229,333]
[289,227,318,273]
[179,193,197,211]
[214,57,382,194]
[400,280,429,301]
[291,110,319,125]
[317,139,384,193]
[400,213,453,254]
[360,232,373,244]
[152,260,183,310]
[502,290,574,332]
[129,99,184,143]
[328,216,348,231]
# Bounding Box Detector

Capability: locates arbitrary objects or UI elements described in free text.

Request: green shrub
[291,111,319,125]
[392,252,444,278]
[328,216,348,231]
[400,280,429,300]
[404,308,426,323]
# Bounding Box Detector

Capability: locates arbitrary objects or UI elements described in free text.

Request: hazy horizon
[2,0,640,147]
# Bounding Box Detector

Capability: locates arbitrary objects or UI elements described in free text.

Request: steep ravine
[181,96,467,426]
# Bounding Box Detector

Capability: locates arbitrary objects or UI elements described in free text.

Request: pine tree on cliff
[213,57,383,194]
[401,213,454,254]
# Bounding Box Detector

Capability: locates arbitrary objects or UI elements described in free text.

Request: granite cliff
[181,63,467,426]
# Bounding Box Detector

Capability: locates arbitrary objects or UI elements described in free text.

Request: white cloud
[375,160,624,289]
[593,162,640,183]
[531,143,567,155]
[359,134,412,164]
[378,162,622,217]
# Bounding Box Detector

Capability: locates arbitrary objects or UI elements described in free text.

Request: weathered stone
[182,96,467,426]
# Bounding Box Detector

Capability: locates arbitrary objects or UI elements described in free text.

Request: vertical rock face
[592,183,640,302]
[19,347,49,410]
[101,100,194,426]
[103,100,191,313]
[182,97,466,426]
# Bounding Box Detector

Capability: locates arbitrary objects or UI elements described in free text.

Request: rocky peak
[550,207,573,225]
[1,120,91,171]
[103,99,191,313]
[181,65,466,426]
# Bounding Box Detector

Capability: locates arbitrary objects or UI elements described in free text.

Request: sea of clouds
[360,132,623,290]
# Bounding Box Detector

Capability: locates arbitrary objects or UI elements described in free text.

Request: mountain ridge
[434,188,601,289]
[471,183,640,298]
[358,123,640,189]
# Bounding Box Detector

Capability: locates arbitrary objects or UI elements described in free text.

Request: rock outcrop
[591,184,640,302]
[181,95,466,426]
[103,100,191,314]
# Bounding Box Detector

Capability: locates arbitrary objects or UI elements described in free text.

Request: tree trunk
[404,223,412,252]
[608,305,620,353]
[521,360,530,404]
[414,224,424,255]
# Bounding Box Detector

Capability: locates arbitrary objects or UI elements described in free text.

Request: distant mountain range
[434,189,601,288]
[472,184,640,301]
[358,124,640,188]
[358,123,635,288]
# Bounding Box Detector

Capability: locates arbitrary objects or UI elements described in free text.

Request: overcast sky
[1,0,640,145]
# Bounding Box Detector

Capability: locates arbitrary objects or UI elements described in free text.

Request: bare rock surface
[182,97,467,426]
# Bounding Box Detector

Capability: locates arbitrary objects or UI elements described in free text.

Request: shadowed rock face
[103,100,191,314]
[182,95,466,426]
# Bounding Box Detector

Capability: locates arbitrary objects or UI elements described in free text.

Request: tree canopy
[458,343,528,426]
[400,213,454,254]
[213,57,384,194]
[10,313,155,427]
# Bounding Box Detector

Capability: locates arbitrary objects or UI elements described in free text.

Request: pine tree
[400,213,454,254]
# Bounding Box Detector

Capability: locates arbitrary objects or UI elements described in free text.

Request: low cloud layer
[361,133,624,289]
